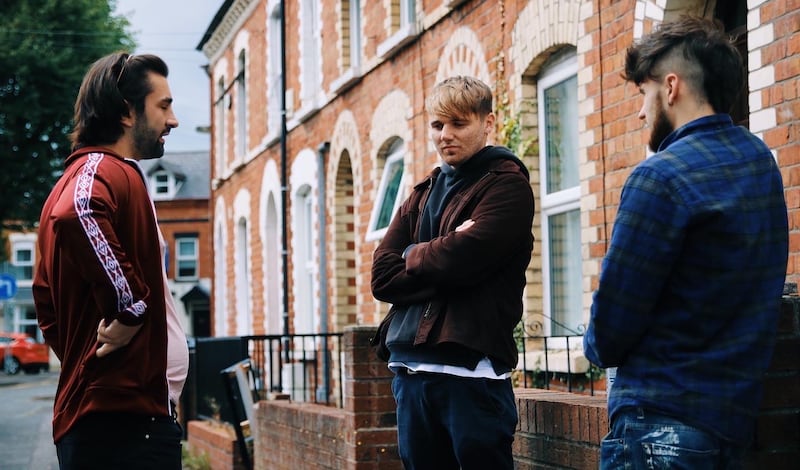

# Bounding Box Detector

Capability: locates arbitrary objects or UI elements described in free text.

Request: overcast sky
[114,0,221,152]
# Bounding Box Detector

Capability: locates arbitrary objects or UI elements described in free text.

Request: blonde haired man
[372,76,535,469]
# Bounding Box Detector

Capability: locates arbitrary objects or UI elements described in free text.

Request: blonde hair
[425,76,493,119]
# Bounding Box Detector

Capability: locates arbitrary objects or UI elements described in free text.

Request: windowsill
[292,101,321,125]
[330,66,362,95]
[445,0,468,8]
[364,227,388,243]
[377,24,418,60]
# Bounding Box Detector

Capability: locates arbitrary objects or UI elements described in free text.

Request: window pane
[548,209,582,335]
[176,238,198,279]
[375,159,403,230]
[15,249,32,263]
[178,240,196,256]
[544,75,578,194]
[178,260,197,278]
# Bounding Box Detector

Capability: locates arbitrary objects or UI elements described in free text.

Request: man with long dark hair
[34,52,187,469]
[584,17,788,469]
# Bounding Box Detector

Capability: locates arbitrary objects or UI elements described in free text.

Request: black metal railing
[514,315,601,395]
[188,320,598,419]
[241,333,345,408]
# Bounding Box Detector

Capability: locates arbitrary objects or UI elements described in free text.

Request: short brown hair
[425,76,493,119]
[623,16,743,114]
[70,52,169,150]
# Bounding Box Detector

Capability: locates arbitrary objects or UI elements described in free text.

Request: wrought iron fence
[215,320,599,412]
[241,333,345,407]
[514,315,601,395]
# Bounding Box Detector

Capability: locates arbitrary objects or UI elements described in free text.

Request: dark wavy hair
[623,16,743,114]
[70,52,169,150]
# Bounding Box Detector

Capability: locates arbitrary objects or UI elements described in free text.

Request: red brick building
[139,150,213,337]
[198,0,798,360]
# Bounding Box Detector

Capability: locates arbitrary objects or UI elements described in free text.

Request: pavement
[0,368,60,470]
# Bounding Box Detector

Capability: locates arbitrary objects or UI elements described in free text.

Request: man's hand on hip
[96,319,143,357]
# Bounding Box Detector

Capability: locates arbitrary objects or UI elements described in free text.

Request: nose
[168,112,179,129]
[439,124,454,141]
[638,102,646,122]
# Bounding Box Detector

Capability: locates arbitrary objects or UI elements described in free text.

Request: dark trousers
[392,369,518,470]
[600,407,746,470]
[56,412,182,470]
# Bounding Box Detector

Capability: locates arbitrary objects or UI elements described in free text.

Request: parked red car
[1,332,50,375]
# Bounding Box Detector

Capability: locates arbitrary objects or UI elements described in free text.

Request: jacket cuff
[116,300,147,326]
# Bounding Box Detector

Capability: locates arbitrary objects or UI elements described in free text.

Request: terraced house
[194,0,798,467]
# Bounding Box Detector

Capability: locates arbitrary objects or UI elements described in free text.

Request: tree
[0,0,135,230]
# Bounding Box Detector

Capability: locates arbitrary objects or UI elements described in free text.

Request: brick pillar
[341,325,402,469]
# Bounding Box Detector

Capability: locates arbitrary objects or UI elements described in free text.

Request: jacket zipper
[422,302,432,319]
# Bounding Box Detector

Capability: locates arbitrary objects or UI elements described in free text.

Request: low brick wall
[191,296,800,469]
[744,295,800,468]
[514,389,608,469]
[253,326,401,470]
[185,420,246,470]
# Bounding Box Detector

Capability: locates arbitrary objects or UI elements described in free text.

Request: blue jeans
[600,407,745,470]
[391,369,517,470]
[56,412,182,470]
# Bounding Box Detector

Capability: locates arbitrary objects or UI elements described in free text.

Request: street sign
[0,274,18,300]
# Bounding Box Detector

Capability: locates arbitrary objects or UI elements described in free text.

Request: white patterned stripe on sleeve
[74,153,146,318]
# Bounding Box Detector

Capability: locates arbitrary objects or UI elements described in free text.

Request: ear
[119,101,135,129]
[664,73,679,106]
[484,112,496,134]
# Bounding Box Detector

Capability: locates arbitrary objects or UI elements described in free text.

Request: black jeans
[56,412,182,470]
[392,369,518,470]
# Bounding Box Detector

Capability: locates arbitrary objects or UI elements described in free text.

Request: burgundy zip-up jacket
[33,147,171,443]
[371,146,535,371]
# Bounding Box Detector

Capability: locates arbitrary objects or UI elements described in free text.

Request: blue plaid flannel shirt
[584,114,789,445]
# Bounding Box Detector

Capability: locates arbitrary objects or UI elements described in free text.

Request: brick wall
[187,297,800,469]
[745,294,800,468]
[514,389,607,469]
[185,420,247,470]
[154,198,213,280]
[252,326,401,470]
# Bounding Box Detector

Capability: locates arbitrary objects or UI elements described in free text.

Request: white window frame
[12,240,34,281]
[294,185,317,335]
[366,143,405,241]
[236,50,248,160]
[377,0,417,58]
[213,214,228,336]
[150,170,176,200]
[331,0,362,93]
[175,236,199,281]
[215,76,227,178]
[538,53,582,345]
[299,0,322,114]
[348,0,362,71]
[268,6,283,137]
[235,217,252,336]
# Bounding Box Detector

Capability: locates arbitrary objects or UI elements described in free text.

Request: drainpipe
[280,0,290,362]
[316,141,330,402]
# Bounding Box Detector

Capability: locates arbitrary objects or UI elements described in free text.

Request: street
[0,370,59,470]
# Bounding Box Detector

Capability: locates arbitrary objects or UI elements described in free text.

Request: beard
[648,95,674,153]
[132,113,166,159]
